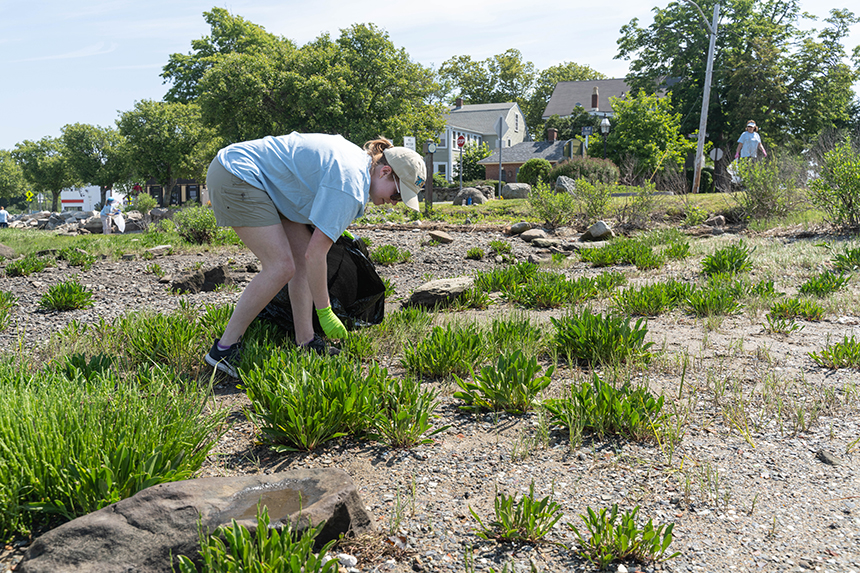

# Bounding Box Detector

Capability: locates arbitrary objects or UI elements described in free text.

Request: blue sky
[1,0,858,151]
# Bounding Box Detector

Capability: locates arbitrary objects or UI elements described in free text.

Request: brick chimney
[455,97,463,109]
[591,87,599,111]
[546,128,558,142]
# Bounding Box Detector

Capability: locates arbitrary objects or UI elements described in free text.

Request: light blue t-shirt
[737,131,761,158]
[216,133,370,242]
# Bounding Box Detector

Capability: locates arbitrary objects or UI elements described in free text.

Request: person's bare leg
[282,221,315,346]
[219,224,295,346]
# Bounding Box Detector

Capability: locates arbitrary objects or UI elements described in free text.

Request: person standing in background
[0,207,9,228]
[735,120,767,160]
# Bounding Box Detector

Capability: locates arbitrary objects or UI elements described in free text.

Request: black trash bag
[256,235,385,335]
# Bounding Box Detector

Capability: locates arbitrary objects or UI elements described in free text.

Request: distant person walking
[0,207,8,228]
[204,132,425,377]
[99,197,121,234]
[735,120,767,160]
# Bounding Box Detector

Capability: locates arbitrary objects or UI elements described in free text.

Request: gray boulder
[555,175,576,194]
[580,221,614,242]
[427,230,454,244]
[170,264,232,294]
[409,277,474,308]
[509,222,532,236]
[17,469,373,573]
[453,187,487,205]
[501,183,531,199]
[520,228,548,242]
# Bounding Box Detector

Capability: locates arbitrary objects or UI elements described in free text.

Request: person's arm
[758,141,767,157]
[305,228,347,338]
[735,141,743,159]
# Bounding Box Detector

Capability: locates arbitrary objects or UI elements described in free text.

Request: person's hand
[762,149,767,157]
[734,152,740,160]
[316,306,347,338]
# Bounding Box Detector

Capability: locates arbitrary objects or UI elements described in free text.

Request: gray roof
[478,140,569,165]
[444,102,519,134]
[542,78,630,119]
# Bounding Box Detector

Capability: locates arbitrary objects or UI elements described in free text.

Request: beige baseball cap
[383,147,425,211]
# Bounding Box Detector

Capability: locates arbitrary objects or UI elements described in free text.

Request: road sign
[26,191,34,202]
[709,148,724,161]
[581,126,594,136]
[403,136,416,151]
[457,135,465,148]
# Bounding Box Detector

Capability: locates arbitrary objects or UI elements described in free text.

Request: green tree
[161,7,283,103]
[0,150,28,202]
[117,100,221,202]
[544,106,602,141]
[455,142,492,182]
[527,62,607,137]
[196,22,446,146]
[12,137,76,212]
[61,124,127,207]
[603,91,696,181]
[616,1,860,149]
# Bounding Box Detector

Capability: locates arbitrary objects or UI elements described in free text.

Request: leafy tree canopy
[61,123,127,205]
[616,0,860,147]
[116,100,221,197]
[161,7,285,104]
[12,137,77,212]
[0,150,29,201]
[602,90,696,180]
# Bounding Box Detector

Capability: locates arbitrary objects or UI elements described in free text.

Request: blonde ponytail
[363,138,393,169]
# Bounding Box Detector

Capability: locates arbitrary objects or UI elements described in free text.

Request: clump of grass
[579,238,664,271]
[798,271,851,297]
[38,279,94,311]
[454,350,554,414]
[769,297,825,321]
[470,481,563,543]
[401,324,487,378]
[612,279,694,316]
[830,245,860,273]
[57,247,97,270]
[474,262,538,292]
[568,504,679,569]
[505,272,599,309]
[701,240,754,276]
[5,253,51,277]
[370,244,412,266]
[552,308,653,366]
[466,247,484,260]
[809,335,860,369]
[545,374,667,444]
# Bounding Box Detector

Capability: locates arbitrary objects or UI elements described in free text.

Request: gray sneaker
[205,339,242,378]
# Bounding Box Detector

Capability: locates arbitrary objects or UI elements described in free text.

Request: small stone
[617,565,629,573]
[816,449,841,466]
[337,553,358,568]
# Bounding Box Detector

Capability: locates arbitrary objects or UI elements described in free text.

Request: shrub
[130,193,158,216]
[809,141,860,229]
[517,158,552,186]
[733,155,804,221]
[173,205,220,245]
[570,180,612,223]
[528,180,578,228]
[548,155,619,185]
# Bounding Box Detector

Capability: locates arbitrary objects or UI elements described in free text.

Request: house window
[437,164,446,175]
[515,114,519,132]
[437,132,447,148]
[507,139,511,147]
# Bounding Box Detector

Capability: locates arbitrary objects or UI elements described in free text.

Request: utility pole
[685,1,720,194]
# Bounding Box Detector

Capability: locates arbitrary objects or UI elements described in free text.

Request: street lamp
[600,117,611,159]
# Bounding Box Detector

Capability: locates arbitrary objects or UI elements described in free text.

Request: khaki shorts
[206,157,283,227]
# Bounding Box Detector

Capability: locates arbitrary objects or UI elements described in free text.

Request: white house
[60,186,125,212]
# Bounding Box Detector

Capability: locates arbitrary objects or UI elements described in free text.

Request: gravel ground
[1,223,859,573]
